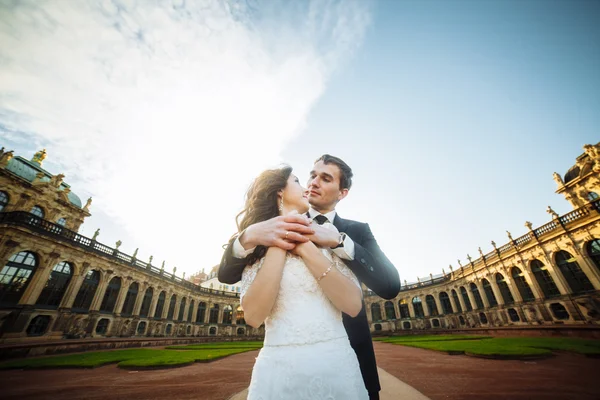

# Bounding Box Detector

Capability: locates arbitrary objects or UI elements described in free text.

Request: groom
[219,154,400,400]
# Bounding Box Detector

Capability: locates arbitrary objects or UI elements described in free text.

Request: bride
[237,166,369,399]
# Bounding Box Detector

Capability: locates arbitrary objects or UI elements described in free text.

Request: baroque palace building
[365,143,600,334]
[0,143,599,344]
[0,148,251,343]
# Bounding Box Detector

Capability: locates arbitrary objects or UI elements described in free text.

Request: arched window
[100,277,121,313]
[196,301,206,323]
[26,315,51,336]
[550,303,570,320]
[236,305,245,325]
[223,305,233,324]
[209,304,219,323]
[72,270,100,311]
[431,319,440,328]
[187,300,195,322]
[139,287,153,317]
[469,283,484,310]
[96,318,110,334]
[178,297,186,321]
[237,327,245,335]
[586,239,600,272]
[412,297,424,318]
[425,295,438,316]
[439,292,453,314]
[36,261,73,308]
[451,290,462,313]
[56,218,66,227]
[479,312,488,324]
[120,282,139,316]
[507,308,520,322]
[371,303,382,321]
[398,300,410,319]
[481,279,498,307]
[511,267,535,301]
[187,325,192,335]
[154,291,166,318]
[495,273,514,305]
[209,326,217,335]
[555,250,594,294]
[137,321,147,335]
[30,205,45,218]
[530,260,560,298]
[460,286,473,311]
[384,301,396,320]
[402,321,411,329]
[167,294,177,320]
[374,323,382,331]
[458,316,466,325]
[0,251,38,307]
[0,191,9,211]
[166,324,172,335]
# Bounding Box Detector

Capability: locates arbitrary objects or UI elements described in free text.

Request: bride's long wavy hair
[235,165,293,264]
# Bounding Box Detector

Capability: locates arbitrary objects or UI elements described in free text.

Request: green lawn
[380,335,600,358]
[165,341,263,350]
[0,344,261,370]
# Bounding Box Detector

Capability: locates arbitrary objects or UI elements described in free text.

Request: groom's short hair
[315,154,353,190]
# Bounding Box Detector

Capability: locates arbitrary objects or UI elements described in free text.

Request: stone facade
[0,149,258,343]
[365,143,600,334]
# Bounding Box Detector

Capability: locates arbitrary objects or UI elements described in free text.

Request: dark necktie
[314,215,329,225]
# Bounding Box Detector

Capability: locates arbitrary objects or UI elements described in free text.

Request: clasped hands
[239,211,341,255]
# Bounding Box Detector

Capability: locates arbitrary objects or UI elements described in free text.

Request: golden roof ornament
[32,148,47,165]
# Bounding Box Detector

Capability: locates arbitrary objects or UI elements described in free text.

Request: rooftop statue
[32,148,47,165]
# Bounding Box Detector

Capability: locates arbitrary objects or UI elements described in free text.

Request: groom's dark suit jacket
[218,214,401,395]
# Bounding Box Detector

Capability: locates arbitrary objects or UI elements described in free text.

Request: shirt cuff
[232,236,256,259]
[332,233,355,260]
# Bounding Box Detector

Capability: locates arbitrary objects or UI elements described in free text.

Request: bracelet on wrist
[317,261,334,282]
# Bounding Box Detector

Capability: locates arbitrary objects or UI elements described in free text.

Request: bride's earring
[279,197,284,213]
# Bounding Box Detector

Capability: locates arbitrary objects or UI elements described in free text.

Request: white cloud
[0,0,371,275]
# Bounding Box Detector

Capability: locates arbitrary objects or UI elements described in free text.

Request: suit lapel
[333,213,348,232]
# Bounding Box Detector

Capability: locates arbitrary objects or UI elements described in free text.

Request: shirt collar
[308,207,337,223]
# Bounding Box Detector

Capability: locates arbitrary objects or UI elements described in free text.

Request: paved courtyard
[0,341,598,400]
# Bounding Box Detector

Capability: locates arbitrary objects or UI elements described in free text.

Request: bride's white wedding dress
[241,249,369,400]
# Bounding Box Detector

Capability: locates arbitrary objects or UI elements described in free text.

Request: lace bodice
[241,249,360,346]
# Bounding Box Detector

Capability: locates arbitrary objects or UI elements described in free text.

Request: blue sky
[1,0,598,283]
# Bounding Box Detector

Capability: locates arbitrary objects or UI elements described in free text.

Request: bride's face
[282,174,310,214]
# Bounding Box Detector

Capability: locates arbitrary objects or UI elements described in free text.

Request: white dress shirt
[232,208,355,260]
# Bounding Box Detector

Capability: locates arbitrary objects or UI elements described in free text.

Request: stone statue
[546,205,559,219]
[552,172,564,187]
[449,265,453,272]
[183,272,186,280]
[161,260,165,270]
[132,248,139,259]
[457,259,463,268]
[491,240,497,249]
[478,247,484,257]
[173,266,177,275]
[149,255,153,264]
[583,144,600,160]
[525,221,533,230]
[83,197,92,212]
[32,148,47,165]
[49,173,65,188]
[0,150,14,167]
[466,254,472,263]
[506,230,514,241]
[115,240,122,249]
[92,228,100,241]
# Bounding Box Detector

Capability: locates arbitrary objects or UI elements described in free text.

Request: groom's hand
[240,213,314,251]
[306,222,341,248]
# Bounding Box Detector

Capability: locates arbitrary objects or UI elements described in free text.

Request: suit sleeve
[218,236,248,284]
[345,223,400,299]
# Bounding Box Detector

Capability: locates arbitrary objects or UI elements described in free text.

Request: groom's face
[307,161,348,211]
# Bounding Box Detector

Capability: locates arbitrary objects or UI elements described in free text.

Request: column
[173,296,182,321]
[573,250,600,290]
[59,271,86,309]
[521,265,544,300]
[113,283,129,315]
[505,276,523,303]
[132,284,147,316]
[205,302,212,323]
[455,289,467,312]
[475,281,490,308]
[191,300,199,323]
[18,253,60,305]
[89,276,110,311]
[488,280,504,306]
[181,300,190,322]
[161,292,171,319]
[448,292,459,314]
[148,291,159,318]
